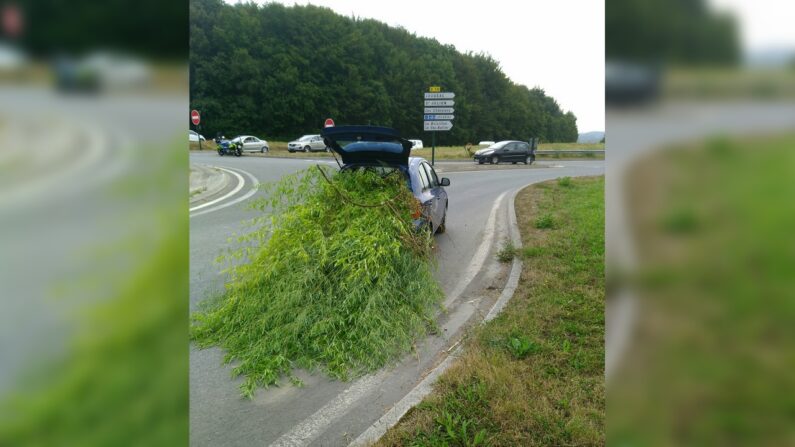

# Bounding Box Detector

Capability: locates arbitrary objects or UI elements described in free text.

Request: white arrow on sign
[424,114,455,120]
[424,92,455,99]
[424,100,454,106]
[424,120,453,131]
[424,107,454,114]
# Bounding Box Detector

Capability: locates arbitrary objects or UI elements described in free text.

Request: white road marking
[189,167,260,218]
[189,166,244,212]
[271,371,390,447]
[0,120,106,209]
[443,191,506,308]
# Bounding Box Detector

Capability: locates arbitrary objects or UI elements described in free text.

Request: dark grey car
[472,140,535,165]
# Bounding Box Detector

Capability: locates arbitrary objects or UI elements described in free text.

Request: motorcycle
[215,136,241,157]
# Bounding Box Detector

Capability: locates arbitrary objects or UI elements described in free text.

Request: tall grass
[191,166,443,397]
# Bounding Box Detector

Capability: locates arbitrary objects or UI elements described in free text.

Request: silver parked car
[287,134,328,152]
[230,135,269,153]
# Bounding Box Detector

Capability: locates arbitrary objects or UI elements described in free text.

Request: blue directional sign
[424,114,455,120]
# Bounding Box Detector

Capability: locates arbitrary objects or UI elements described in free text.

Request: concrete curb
[190,163,230,205]
[349,185,526,447]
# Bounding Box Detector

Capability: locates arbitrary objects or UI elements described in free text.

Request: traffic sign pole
[432,131,436,166]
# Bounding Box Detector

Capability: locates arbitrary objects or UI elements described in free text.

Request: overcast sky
[710,0,795,52]
[226,0,605,133]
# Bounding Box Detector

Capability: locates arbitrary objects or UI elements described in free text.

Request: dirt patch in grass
[377,176,605,446]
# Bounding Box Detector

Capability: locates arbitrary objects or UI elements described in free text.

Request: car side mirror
[440,178,450,187]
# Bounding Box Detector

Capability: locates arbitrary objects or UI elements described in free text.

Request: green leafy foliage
[607,0,739,65]
[507,335,541,359]
[496,240,517,263]
[191,166,443,397]
[190,0,578,143]
[534,213,557,229]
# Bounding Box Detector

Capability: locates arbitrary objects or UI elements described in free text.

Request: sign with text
[424,100,455,107]
[423,114,455,120]
[429,86,441,92]
[424,107,454,114]
[424,92,455,99]
[424,120,453,131]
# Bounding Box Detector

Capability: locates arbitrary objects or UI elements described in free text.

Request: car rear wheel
[478,159,484,165]
[490,156,499,165]
[436,213,446,234]
[304,146,311,153]
[525,155,534,165]
[235,148,242,157]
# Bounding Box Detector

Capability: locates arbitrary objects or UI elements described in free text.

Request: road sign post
[191,110,201,150]
[424,88,455,166]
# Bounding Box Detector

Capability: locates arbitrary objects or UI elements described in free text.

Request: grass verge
[377,176,605,446]
[612,133,795,445]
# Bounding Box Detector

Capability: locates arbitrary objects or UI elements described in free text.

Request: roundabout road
[189,151,604,446]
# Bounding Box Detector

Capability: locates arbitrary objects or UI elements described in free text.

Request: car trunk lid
[321,125,412,167]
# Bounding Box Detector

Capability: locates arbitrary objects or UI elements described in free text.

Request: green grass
[377,176,605,446]
[496,240,518,263]
[613,133,795,445]
[190,166,443,397]
[665,67,795,99]
[534,213,556,229]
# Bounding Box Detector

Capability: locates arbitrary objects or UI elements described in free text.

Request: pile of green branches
[191,165,443,398]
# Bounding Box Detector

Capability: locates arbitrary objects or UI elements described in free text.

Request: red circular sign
[191,110,200,125]
[324,118,335,128]
[2,4,23,38]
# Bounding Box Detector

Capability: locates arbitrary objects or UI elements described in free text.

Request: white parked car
[288,134,328,152]
[408,139,424,149]
[189,130,205,142]
[231,135,270,153]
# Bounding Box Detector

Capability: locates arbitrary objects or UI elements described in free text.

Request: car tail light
[411,199,422,219]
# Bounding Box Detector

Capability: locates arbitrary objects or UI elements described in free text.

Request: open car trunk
[321,125,412,167]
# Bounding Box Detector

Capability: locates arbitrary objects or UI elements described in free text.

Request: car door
[506,142,520,162]
[244,137,256,151]
[517,142,530,161]
[415,163,434,229]
[421,162,446,228]
[311,136,324,151]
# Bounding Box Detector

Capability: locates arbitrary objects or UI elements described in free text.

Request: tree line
[190,0,578,144]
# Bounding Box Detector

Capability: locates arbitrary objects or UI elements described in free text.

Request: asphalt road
[0,86,185,394]
[189,152,604,446]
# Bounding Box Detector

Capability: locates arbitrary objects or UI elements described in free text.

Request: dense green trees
[190,0,578,143]
[606,0,739,66]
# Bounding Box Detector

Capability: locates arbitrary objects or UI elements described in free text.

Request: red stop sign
[324,118,335,128]
[191,110,200,125]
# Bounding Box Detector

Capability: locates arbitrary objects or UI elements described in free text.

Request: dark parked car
[322,126,450,234]
[472,140,535,165]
